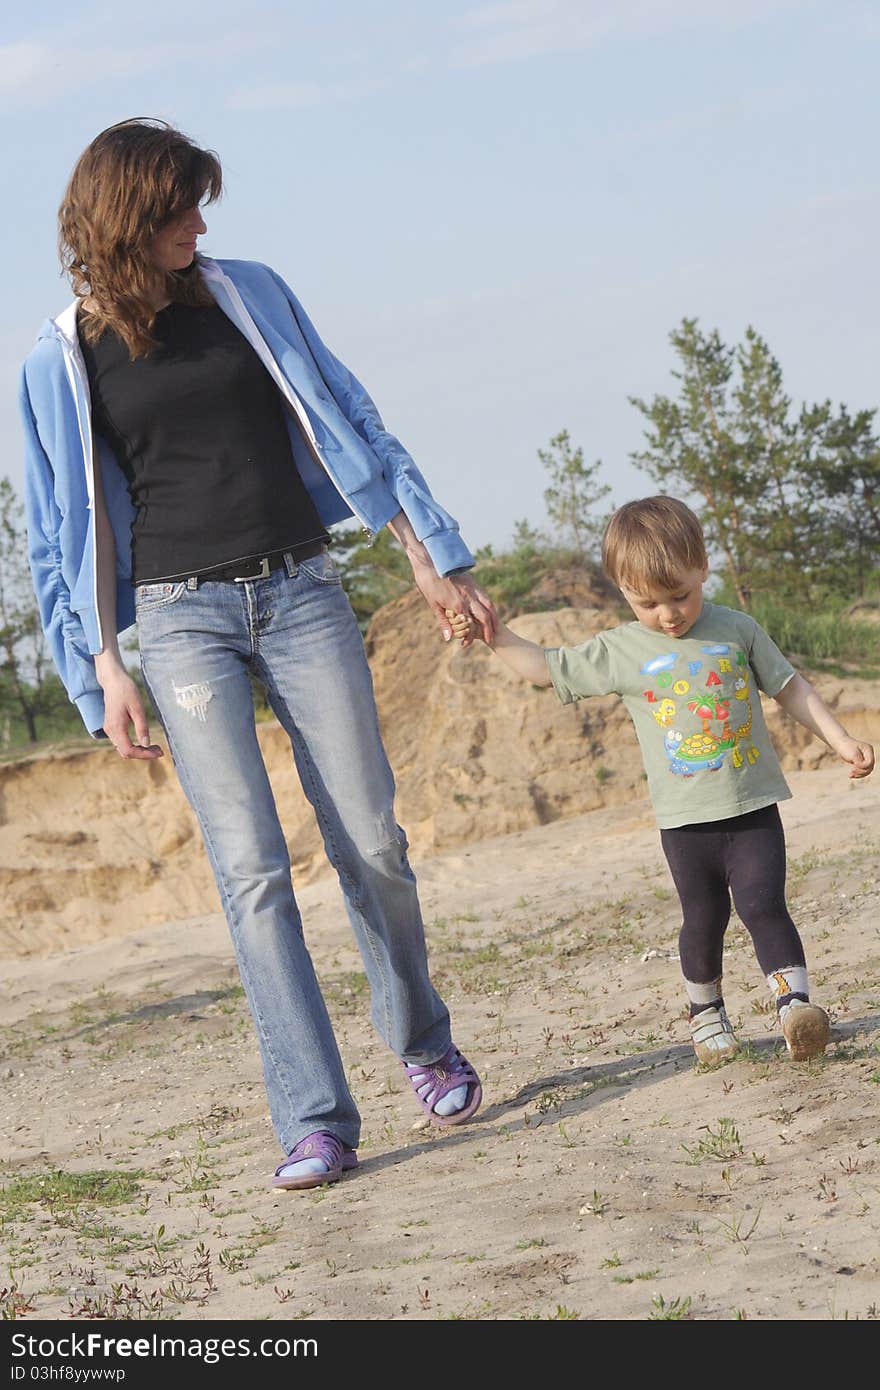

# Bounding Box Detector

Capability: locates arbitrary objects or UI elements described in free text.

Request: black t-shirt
[79,301,328,582]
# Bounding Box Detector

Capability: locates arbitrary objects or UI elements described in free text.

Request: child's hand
[445,609,478,647]
[837,737,874,779]
[446,610,550,683]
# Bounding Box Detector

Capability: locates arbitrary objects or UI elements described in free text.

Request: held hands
[837,737,875,780]
[447,610,484,647]
[386,510,497,645]
[413,568,497,647]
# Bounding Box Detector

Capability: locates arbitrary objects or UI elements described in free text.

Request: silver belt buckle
[233,556,271,583]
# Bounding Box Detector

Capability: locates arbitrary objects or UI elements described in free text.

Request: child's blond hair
[602,497,707,593]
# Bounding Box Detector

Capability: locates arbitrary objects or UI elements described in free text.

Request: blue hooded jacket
[19,257,474,736]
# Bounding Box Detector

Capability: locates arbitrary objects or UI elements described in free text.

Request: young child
[449,497,875,1064]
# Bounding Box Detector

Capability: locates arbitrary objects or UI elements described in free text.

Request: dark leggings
[660,804,806,984]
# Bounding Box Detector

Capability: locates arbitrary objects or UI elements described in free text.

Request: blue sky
[3,0,877,553]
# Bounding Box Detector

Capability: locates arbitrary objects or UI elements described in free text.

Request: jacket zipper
[58,331,104,650]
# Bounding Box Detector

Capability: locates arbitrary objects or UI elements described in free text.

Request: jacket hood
[38,302,79,346]
[40,255,226,347]
[41,258,225,347]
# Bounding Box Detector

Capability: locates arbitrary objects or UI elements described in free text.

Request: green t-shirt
[545,602,796,829]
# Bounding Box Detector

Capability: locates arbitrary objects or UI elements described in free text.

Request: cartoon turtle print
[664,729,726,775]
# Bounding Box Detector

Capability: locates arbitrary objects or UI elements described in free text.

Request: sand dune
[2,595,877,957]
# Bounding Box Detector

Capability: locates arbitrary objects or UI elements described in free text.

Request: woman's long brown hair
[59,118,222,358]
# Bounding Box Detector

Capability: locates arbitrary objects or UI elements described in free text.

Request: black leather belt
[194,539,328,584]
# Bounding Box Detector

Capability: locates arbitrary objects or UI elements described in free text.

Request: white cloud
[0,42,59,94]
[612,81,805,147]
[0,33,266,106]
[227,77,388,111]
[453,0,812,68]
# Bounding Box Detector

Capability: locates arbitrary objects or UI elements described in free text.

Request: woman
[20,118,495,1190]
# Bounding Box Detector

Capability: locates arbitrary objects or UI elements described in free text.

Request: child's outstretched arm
[774,673,874,779]
[447,611,552,686]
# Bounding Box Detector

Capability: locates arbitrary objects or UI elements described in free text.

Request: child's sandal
[779,999,830,1060]
[690,1005,740,1065]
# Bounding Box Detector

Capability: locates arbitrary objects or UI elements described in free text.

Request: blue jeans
[136,547,452,1154]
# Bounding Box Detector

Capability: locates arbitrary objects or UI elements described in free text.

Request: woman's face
[149,203,207,273]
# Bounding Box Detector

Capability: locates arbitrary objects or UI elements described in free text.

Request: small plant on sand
[1,1280,35,1319]
[535,1088,564,1115]
[196,1103,243,1135]
[125,1249,216,1310]
[129,1223,177,1274]
[324,970,369,1011]
[67,1283,167,1320]
[788,849,820,886]
[715,1207,761,1253]
[817,1174,838,1203]
[682,1117,744,1164]
[175,1140,220,1193]
[556,1122,578,1149]
[613,1269,661,1284]
[219,1247,249,1274]
[771,1105,798,1126]
[649,1294,692,1320]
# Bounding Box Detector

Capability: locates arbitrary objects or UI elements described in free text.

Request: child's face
[620,565,708,638]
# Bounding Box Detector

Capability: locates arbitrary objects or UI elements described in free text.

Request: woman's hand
[413,568,498,647]
[386,510,498,646]
[96,657,164,760]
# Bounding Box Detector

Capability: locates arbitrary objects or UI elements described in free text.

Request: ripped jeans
[136,547,451,1154]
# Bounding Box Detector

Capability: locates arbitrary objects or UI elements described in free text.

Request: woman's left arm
[267,268,481,579]
[387,510,496,645]
[774,673,874,778]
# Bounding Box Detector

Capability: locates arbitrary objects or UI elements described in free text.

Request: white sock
[276,1155,329,1179]
[684,975,723,1012]
[766,966,810,1006]
[416,1080,468,1116]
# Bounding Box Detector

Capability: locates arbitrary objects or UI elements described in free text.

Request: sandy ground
[1,767,878,1322]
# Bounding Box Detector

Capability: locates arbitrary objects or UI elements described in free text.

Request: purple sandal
[272,1131,358,1191]
[403,1044,483,1126]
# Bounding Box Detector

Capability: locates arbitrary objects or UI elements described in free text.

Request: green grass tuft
[0,1169,144,1221]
